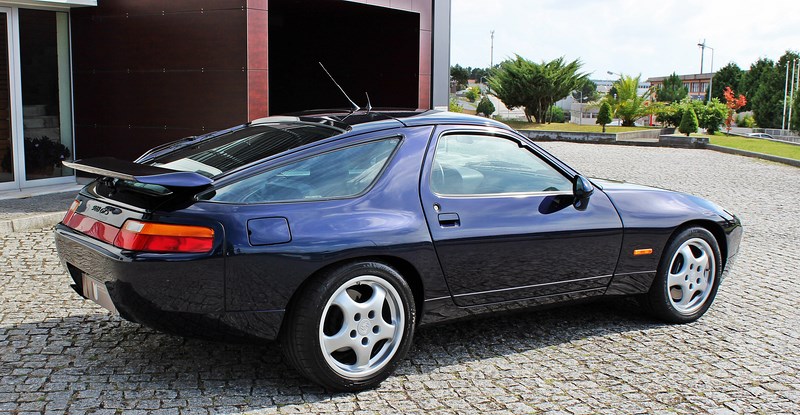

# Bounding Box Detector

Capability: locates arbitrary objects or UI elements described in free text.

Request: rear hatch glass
[148,123,341,178]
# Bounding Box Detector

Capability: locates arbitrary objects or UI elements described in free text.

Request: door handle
[438,213,460,227]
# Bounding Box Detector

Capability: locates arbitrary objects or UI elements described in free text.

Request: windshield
[149,123,341,178]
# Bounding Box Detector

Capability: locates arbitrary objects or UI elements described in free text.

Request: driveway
[1,143,798,414]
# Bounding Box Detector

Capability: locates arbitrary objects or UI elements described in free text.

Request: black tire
[280,261,416,391]
[646,227,722,323]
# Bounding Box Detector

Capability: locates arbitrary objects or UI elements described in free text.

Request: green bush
[465,86,481,103]
[700,98,727,134]
[653,102,681,127]
[736,113,756,128]
[548,105,565,123]
[476,96,495,117]
[448,97,463,113]
[597,102,613,132]
[679,106,699,136]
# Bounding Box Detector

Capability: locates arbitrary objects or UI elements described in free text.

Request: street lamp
[607,72,623,125]
[698,41,714,102]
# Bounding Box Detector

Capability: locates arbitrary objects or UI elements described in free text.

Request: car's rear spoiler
[63,157,213,188]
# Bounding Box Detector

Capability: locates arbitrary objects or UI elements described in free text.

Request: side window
[207,138,400,203]
[430,134,571,195]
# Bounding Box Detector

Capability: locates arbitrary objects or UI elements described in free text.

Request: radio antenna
[365,92,373,112]
[319,62,360,113]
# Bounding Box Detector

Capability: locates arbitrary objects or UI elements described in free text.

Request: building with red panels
[647,73,714,101]
[0,0,451,192]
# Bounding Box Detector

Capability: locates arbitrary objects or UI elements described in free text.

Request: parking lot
[1,143,798,414]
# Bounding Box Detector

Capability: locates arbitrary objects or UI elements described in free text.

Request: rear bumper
[54,224,283,341]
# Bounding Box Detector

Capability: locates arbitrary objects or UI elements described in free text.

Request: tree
[679,106,698,136]
[699,98,728,134]
[470,67,489,81]
[740,57,774,112]
[597,101,612,132]
[450,64,470,89]
[723,86,747,134]
[655,72,688,102]
[709,62,743,102]
[606,74,650,126]
[651,101,681,127]
[572,79,599,102]
[488,55,587,123]
[793,95,800,133]
[476,96,495,117]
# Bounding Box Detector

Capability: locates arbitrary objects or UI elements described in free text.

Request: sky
[451,0,800,81]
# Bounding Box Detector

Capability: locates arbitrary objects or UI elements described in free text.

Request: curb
[0,211,65,234]
[706,145,800,168]
[518,130,798,168]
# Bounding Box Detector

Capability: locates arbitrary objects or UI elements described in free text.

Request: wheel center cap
[357,319,371,336]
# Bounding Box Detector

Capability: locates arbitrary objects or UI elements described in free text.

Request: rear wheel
[646,227,721,323]
[281,262,415,391]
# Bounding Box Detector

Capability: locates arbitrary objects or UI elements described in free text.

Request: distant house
[647,73,714,101]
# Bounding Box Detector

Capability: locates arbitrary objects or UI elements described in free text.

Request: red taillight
[113,220,215,253]
[63,200,80,224]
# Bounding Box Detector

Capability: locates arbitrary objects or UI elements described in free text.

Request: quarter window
[207,138,400,203]
[431,134,571,195]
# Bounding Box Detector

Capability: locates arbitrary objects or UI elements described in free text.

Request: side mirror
[573,175,594,210]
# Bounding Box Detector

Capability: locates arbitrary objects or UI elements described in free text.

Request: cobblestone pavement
[1,144,798,414]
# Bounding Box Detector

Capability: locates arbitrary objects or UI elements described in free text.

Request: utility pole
[784,62,790,131]
[698,39,706,73]
[790,59,798,131]
[490,30,495,68]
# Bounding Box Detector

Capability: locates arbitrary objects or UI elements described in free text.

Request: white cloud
[451,0,800,80]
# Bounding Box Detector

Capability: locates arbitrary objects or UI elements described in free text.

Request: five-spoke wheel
[647,227,722,323]
[281,262,415,391]
[320,275,405,380]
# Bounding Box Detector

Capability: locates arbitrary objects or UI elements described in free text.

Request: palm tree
[606,74,651,126]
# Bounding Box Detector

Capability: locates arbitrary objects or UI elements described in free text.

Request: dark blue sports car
[55,110,742,391]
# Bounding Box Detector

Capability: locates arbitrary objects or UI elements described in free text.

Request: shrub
[548,105,565,123]
[597,102,612,132]
[465,86,481,103]
[448,97,463,113]
[476,96,495,117]
[736,113,756,128]
[653,102,681,127]
[700,98,727,134]
[679,106,699,136]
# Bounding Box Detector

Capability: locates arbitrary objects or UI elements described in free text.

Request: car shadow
[0,297,661,411]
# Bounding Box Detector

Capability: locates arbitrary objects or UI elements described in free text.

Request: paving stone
[1,144,798,414]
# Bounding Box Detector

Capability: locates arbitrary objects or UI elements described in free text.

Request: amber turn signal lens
[113,220,214,253]
[633,248,653,256]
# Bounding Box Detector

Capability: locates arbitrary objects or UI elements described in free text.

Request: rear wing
[63,157,213,188]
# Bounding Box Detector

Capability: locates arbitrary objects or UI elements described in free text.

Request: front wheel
[646,227,722,323]
[281,262,415,391]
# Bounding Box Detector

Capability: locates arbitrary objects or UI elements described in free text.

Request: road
[1,143,798,414]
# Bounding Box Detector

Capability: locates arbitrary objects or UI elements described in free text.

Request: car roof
[252,109,514,134]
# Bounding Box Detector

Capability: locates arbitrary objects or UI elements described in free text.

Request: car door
[420,126,623,306]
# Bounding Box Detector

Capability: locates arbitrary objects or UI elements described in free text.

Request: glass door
[18,8,73,185]
[0,9,14,190]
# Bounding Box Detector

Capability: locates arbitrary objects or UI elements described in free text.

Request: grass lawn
[703,134,800,161]
[501,120,652,133]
